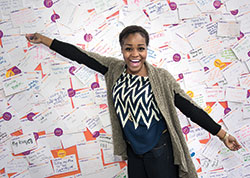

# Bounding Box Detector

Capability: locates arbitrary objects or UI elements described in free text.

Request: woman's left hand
[223,134,242,151]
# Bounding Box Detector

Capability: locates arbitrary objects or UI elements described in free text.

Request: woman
[26,25,241,178]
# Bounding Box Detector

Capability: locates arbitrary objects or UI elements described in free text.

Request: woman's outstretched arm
[26,33,53,47]
[25,33,108,75]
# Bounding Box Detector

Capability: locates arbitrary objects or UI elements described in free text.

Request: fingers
[25,33,41,43]
[25,34,35,41]
[226,136,242,151]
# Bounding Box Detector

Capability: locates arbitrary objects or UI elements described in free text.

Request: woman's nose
[131,49,139,56]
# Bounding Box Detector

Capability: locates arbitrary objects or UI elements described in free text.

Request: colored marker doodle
[84,33,93,42]
[224,107,231,115]
[173,53,181,62]
[190,152,195,157]
[69,66,77,75]
[204,66,209,71]
[178,73,184,79]
[0,30,3,38]
[44,0,53,8]
[169,2,177,11]
[213,0,222,9]
[57,150,66,158]
[214,59,221,67]
[186,91,194,98]
[27,112,36,121]
[33,132,39,140]
[12,66,21,75]
[237,31,244,40]
[91,82,100,90]
[0,30,3,48]
[54,128,63,136]
[51,12,60,23]
[22,150,31,155]
[67,88,76,97]
[230,9,238,16]
[182,126,190,135]
[247,90,250,98]
[93,131,100,138]
[3,112,12,121]
[204,106,212,114]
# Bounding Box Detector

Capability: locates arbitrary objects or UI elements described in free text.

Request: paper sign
[217,21,240,37]
[3,74,28,96]
[11,133,37,155]
[243,104,250,119]
[94,87,107,104]
[0,121,10,143]
[0,145,12,169]
[25,145,53,165]
[85,115,102,134]
[202,137,223,160]
[221,60,246,85]
[234,125,250,151]
[225,86,247,103]
[28,162,54,178]
[223,107,244,131]
[232,36,250,61]
[74,65,96,86]
[205,87,225,102]
[98,133,113,149]
[52,154,78,174]
[143,1,169,20]
[178,3,201,20]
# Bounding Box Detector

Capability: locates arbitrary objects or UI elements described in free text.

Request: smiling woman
[121,33,147,76]
[26,25,241,178]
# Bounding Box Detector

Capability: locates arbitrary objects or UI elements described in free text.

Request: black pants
[127,131,179,178]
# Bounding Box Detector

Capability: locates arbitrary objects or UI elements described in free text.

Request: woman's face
[121,33,147,76]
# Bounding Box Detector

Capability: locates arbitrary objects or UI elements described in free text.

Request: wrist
[220,132,229,142]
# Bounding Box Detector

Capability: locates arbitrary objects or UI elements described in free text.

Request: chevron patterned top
[112,71,167,154]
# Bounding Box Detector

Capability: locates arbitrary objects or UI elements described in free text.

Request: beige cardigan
[83,50,199,178]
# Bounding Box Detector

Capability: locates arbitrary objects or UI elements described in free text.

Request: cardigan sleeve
[50,39,108,75]
[164,69,221,135]
[174,93,221,135]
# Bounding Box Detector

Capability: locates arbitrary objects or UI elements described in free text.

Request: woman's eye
[125,48,132,51]
[138,47,145,51]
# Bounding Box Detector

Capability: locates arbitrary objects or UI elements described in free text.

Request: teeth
[131,60,140,62]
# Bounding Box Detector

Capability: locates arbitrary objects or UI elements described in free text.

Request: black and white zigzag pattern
[113,72,161,129]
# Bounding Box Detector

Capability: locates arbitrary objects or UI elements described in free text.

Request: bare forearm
[39,34,53,47]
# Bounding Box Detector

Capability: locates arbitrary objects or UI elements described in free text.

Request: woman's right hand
[25,33,53,47]
[25,33,42,44]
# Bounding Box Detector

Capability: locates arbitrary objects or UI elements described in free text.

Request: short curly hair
[119,25,149,47]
